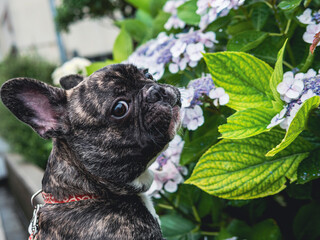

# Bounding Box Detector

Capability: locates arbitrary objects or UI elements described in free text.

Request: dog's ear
[59,74,84,90]
[0,78,69,139]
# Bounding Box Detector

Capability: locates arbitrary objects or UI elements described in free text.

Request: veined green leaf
[177,0,200,25]
[297,149,320,184]
[219,108,278,139]
[113,27,133,62]
[185,130,311,200]
[203,52,274,111]
[251,3,270,31]
[278,0,303,11]
[160,214,196,239]
[266,96,320,157]
[269,40,287,111]
[227,31,268,52]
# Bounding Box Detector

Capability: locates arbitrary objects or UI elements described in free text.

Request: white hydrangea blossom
[268,69,320,131]
[297,8,320,46]
[163,0,187,30]
[147,135,187,197]
[52,57,91,85]
[197,0,245,29]
[127,30,217,80]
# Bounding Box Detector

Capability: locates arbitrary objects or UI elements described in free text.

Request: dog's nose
[146,84,180,107]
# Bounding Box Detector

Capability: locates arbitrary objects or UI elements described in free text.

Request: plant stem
[269,33,283,37]
[286,41,296,66]
[192,206,201,223]
[283,61,294,70]
[284,19,292,35]
[158,204,173,210]
[271,0,284,33]
[200,231,219,236]
[300,51,315,72]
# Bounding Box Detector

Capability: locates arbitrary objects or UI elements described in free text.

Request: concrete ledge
[0,214,5,240]
[5,153,44,220]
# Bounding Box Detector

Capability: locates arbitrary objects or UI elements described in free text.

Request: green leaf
[203,52,274,111]
[219,108,278,139]
[227,220,251,239]
[250,36,285,65]
[278,0,303,11]
[266,96,320,157]
[205,16,231,32]
[293,203,320,240]
[113,27,133,62]
[150,0,167,17]
[227,31,269,52]
[136,9,153,27]
[250,219,282,240]
[116,19,149,42]
[125,0,150,13]
[86,60,116,76]
[185,130,311,200]
[269,40,287,110]
[160,214,196,239]
[251,3,270,31]
[227,21,254,36]
[152,11,171,38]
[180,113,224,165]
[297,149,320,184]
[177,0,200,25]
[304,0,312,7]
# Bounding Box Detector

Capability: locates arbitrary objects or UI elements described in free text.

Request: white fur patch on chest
[139,193,160,225]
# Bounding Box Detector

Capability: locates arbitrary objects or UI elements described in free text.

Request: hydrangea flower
[303,24,320,45]
[127,30,217,80]
[297,9,320,47]
[163,0,187,30]
[268,69,320,130]
[182,105,205,130]
[297,8,315,25]
[196,0,245,29]
[147,135,187,198]
[179,74,229,131]
[209,87,230,106]
[52,57,91,85]
[277,71,304,103]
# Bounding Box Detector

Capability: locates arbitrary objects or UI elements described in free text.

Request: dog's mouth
[168,105,181,139]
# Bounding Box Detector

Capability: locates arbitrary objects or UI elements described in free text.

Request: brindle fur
[0,64,181,240]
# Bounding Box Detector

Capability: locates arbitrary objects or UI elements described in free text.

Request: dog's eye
[145,72,153,80]
[143,69,153,80]
[111,101,129,119]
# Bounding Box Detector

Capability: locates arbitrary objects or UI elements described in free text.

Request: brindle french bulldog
[0,64,181,239]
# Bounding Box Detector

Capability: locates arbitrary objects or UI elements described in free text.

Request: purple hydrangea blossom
[268,69,320,130]
[127,30,217,80]
[297,9,320,47]
[197,0,245,29]
[147,135,187,197]
[180,74,229,131]
[163,0,187,30]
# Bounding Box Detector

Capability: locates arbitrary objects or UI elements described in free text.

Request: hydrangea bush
[54,0,320,239]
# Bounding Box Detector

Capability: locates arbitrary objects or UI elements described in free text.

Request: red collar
[42,192,99,204]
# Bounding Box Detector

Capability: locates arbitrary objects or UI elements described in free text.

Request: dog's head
[0,64,181,193]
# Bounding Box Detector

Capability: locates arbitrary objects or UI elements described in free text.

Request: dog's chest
[139,193,160,224]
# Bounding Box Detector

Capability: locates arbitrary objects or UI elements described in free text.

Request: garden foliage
[0,55,55,169]
[77,0,320,238]
[7,0,320,239]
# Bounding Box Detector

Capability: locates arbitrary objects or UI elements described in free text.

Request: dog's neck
[41,139,153,200]
[42,139,111,200]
